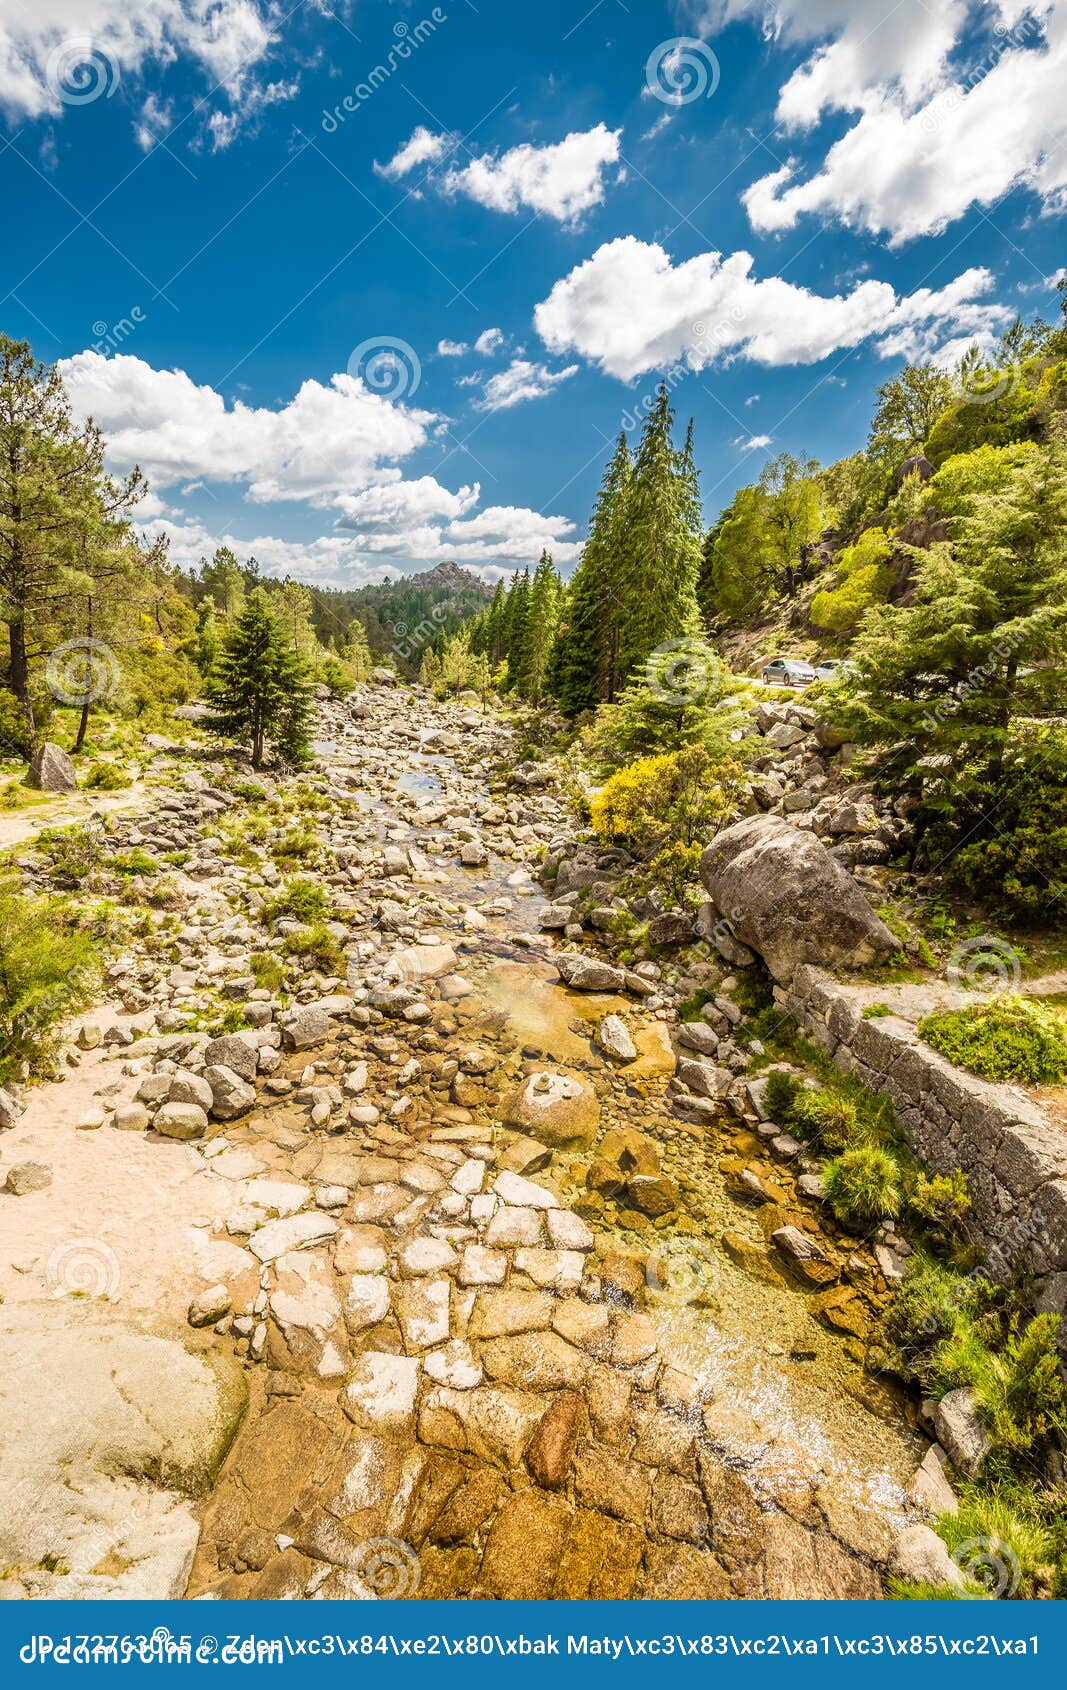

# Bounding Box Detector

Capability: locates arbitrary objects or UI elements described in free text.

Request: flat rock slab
[0,1301,246,1599]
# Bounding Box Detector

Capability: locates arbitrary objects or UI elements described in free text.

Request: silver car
[762,657,816,687]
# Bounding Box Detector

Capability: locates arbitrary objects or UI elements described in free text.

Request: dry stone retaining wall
[773,964,1067,1303]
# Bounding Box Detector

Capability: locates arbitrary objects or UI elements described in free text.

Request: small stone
[188,1284,231,1327]
[4,1161,51,1195]
[597,1014,637,1064]
[113,1102,150,1132]
[888,1524,967,1590]
[935,1387,991,1478]
[343,1351,420,1432]
[154,1100,209,1140]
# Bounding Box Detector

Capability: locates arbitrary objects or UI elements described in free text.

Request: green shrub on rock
[824,1143,904,1223]
[919,995,1067,1086]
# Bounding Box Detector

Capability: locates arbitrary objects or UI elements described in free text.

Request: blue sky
[1,0,1065,584]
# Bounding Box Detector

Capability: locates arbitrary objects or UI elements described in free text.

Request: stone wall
[772,964,1067,1305]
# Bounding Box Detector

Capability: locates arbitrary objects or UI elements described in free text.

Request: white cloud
[734,433,771,449]
[691,1,1067,242]
[59,350,434,504]
[0,0,294,144]
[375,124,454,181]
[441,124,622,223]
[534,236,1010,378]
[435,326,505,359]
[60,348,580,577]
[473,326,504,355]
[145,500,580,585]
[474,358,579,412]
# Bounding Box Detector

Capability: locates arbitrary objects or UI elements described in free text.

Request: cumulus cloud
[146,500,580,584]
[533,236,1010,379]
[375,124,455,181]
[442,123,621,222]
[61,349,579,576]
[435,326,505,358]
[734,433,771,449]
[690,0,1067,242]
[0,0,296,145]
[374,122,621,223]
[473,358,579,411]
[59,350,434,504]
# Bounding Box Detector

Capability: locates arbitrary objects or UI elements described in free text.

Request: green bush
[907,1169,971,1233]
[0,879,98,1078]
[263,876,326,925]
[880,1253,1002,1386]
[250,951,286,992]
[762,1068,804,1121]
[105,848,160,878]
[919,995,1067,1085]
[272,826,321,868]
[792,1090,861,1149]
[810,528,895,633]
[938,730,1067,923]
[824,1143,904,1222]
[281,922,345,974]
[84,760,130,790]
[938,1489,1056,1599]
[37,824,104,883]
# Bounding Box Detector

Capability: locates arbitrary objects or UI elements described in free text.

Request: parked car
[812,657,854,681]
[762,657,816,687]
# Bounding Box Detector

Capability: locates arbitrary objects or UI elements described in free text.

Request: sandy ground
[0,1020,257,1322]
[0,783,146,851]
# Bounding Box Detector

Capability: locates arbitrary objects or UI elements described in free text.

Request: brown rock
[554,1508,644,1598]
[652,1472,710,1544]
[429,1468,502,1546]
[249,1548,318,1599]
[479,1332,587,1392]
[574,1445,651,1526]
[480,1490,572,1599]
[525,1391,588,1489]
[640,1542,732,1599]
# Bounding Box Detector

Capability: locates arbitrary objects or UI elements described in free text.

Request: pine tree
[343,617,371,681]
[550,432,632,716]
[481,581,507,666]
[207,590,312,769]
[504,567,531,691]
[517,551,561,701]
[0,335,147,750]
[617,383,701,683]
[843,444,1067,776]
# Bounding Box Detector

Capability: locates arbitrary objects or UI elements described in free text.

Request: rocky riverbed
[0,681,948,1601]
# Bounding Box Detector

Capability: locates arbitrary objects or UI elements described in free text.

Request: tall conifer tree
[617,383,702,682]
[550,432,632,715]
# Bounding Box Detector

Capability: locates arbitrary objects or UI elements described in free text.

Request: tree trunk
[8,617,38,755]
[72,596,93,754]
